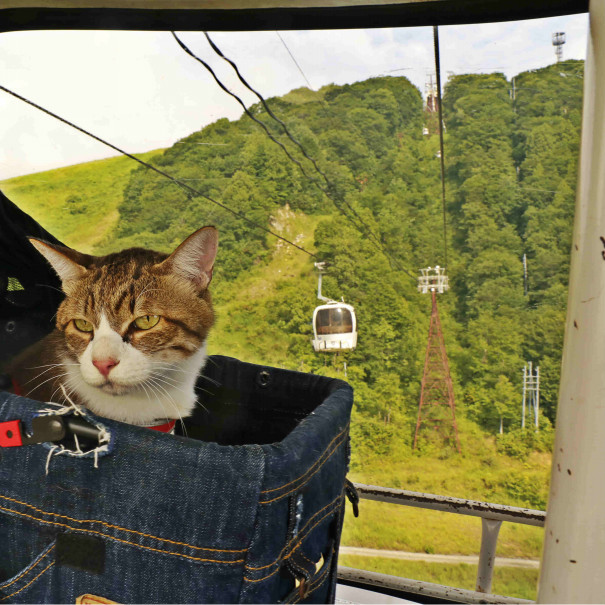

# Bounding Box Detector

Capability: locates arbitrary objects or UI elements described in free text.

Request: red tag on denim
[0,420,23,447]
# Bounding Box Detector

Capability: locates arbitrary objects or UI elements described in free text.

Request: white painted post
[476,518,502,594]
[538,3,605,602]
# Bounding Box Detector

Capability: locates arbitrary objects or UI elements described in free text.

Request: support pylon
[413,289,460,452]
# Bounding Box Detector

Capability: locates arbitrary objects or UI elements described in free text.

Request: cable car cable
[0,83,316,259]
[270,33,420,282]
[175,33,417,282]
[275,32,315,90]
[204,32,325,178]
[172,31,382,252]
[171,33,320,188]
[202,32,404,271]
[433,25,449,270]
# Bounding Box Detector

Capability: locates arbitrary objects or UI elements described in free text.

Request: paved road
[339,546,540,569]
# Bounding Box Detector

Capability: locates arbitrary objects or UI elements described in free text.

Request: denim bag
[0,355,353,604]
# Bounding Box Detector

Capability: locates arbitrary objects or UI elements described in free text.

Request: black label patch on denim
[57,533,106,574]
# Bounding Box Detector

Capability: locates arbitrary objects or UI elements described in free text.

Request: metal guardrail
[338,483,545,601]
[338,567,534,604]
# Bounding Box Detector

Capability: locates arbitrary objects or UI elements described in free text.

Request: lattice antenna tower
[413,266,461,452]
[552,32,566,63]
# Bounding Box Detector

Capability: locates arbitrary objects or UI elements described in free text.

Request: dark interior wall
[0,0,589,34]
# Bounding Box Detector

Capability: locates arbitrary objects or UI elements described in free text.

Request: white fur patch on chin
[65,344,208,425]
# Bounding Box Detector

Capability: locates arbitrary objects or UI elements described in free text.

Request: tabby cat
[9,226,218,427]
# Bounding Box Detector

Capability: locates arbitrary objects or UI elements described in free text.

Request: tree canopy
[101,60,583,453]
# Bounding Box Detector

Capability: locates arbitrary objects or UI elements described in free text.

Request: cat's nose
[92,358,120,378]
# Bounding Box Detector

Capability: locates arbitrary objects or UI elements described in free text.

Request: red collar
[11,377,22,397]
[146,419,177,433]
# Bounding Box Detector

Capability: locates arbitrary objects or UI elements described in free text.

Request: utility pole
[425,74,438,114]
[414,266,460,452]
[523,253,528,296]
[522,361,540,430]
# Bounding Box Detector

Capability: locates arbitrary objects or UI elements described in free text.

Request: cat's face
[29,227,218,424]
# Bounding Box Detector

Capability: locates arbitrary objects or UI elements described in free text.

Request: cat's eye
[74,318,94,333]
[134,315,160,330]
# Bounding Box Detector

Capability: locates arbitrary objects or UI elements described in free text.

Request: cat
[8,226,218,428]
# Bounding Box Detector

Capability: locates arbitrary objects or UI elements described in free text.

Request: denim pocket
[0,540,56,604]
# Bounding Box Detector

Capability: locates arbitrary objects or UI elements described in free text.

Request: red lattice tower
[413,267,460,452]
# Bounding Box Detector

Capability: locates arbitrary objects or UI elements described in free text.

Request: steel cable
[433,25,449,270]
[0,83,316,258]
[178,32,417,282]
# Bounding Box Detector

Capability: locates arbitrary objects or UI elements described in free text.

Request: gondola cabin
[312,301,357,352]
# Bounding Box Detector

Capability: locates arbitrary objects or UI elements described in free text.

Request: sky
[0,13,588,180]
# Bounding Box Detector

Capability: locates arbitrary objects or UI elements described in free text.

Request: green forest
[1,59,584,598]
[101,59,581,452]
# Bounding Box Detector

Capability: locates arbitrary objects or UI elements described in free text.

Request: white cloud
[0,13,588,180]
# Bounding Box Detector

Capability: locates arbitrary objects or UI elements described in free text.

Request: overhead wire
[275,31,314,90]
[173,31,383,251]
[433,25,449,270]
[0,83,316,258]
[205,31,329,186]
[203,32,390,258]
[174,31,418,282]
[171,32,320,188]
[271,34,422,283]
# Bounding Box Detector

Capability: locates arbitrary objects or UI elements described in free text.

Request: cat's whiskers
[138,380,155,412]
[197,373,220,387]
[144,378,185,436]
[34,283,64,296]
[22,364,67,386]
[193,385,214,398]
[25,363,80,370]
[147,377,189,439]
[25,371,71,397]
[49,381,68,403]
[150,372,209,414]
[149,362,220,386]
[60,386,78,406]
[149,372,191,396]
[50,379,77,406]
[204,357,220,369]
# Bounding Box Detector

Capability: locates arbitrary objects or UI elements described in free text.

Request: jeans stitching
[0,505,245,564]
[0,494,245,554]
[0,561,55,602]
[259,436,347,505]
[245,495,341,571]
[0,544,54,590]
[259,425,349,495]
[243,501,339,583]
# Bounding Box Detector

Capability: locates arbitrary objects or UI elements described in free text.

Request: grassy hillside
[0,150,164,252]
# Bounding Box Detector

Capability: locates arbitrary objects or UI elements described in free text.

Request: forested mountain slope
[2,61,583,461]
[443,62,582,432]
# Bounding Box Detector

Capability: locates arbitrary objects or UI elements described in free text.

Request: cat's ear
[159,226,218,291]
[28,238,91,290]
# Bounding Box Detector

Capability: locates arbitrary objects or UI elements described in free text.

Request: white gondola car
[312,301,357,352]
